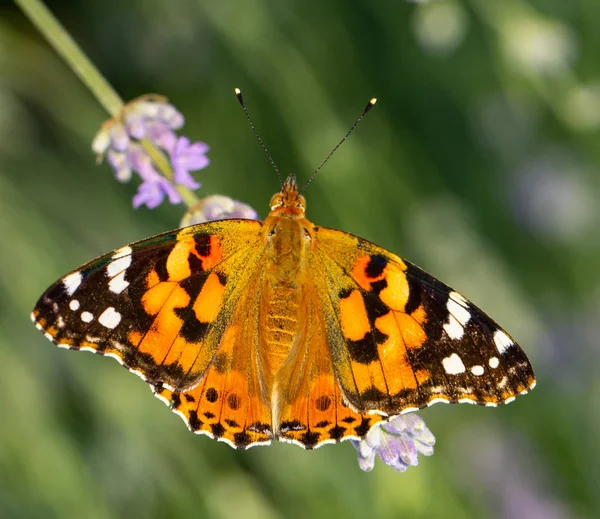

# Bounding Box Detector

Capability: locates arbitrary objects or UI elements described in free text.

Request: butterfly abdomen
[260,286,303,376]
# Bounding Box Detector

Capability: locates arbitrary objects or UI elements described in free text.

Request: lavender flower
[126,144,182,209]
[171,137,208,189]
[352,414,435,472]
[91,95,209,209]
[180,195,258,227]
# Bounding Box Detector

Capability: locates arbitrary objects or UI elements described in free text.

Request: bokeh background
[2,0,599,517]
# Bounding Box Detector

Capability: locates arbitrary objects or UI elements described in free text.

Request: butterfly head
[269,175,306,218]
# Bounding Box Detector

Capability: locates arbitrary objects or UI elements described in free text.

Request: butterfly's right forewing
[312,226,536,416]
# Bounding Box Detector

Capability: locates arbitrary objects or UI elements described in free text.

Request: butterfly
[32,171,535,450]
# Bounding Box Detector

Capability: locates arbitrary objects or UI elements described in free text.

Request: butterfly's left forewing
[32,220,265,391]
[312,226,536,416]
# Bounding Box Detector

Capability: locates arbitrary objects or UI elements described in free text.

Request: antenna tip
[364,98,377,115]
[234,88,244,105]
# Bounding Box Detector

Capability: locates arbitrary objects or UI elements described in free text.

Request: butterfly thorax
[263,176,312,285]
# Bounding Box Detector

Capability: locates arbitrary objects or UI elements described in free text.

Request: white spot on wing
[98,307,121,329]
[81,311,94,323]
[154,392,171,406]
[244,439,273,450]
[129,369,146,380]
[400,406,420,414]
[443,315,464,339]
[368,409,389,417]
[63,271,82,296]
[104,352,125,365]
[427,397,450,406]
[108,271,129,294]
[449,291,468,306]
[470,365,485,376]
[444,294,471,340]
[494,330,513,354]
[69,299,80,311]
[442,353,466,374]
[106,255,132,278]
[489,356,500,369]
[447,298,471,326]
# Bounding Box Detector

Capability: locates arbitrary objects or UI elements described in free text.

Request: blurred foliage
[1,0,599,517]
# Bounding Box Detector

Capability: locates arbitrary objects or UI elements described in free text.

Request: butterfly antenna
[298,97,377,196]
[234,88,285,191]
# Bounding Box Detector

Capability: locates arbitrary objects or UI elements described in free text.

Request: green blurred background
[2,0,599,517]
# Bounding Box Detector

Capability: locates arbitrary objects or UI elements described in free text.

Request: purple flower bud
[109,122,130,152]
[170,136,210,190]
[351,414,435,472]
[126,144,157,181]
[91,126,111,155]
[146,121,178,154]
[157,103,184,129]
[107,150,132,182]
[134,100,160,119]
[133,177,182,209]
[124,113,147,140]
[180,195,258,226]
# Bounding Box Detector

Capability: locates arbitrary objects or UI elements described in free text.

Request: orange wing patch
[339,290,371,341]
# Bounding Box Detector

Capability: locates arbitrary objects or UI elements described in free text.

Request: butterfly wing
[311,226,536,416]
[32,219,273,447]
[274,283,385,448]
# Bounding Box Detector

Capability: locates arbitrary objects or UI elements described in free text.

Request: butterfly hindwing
[153,276,273,449]
[274,282,385,448]
[313,226,536,415]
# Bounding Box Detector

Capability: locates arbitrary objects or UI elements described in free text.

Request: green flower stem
[15,0,199,210]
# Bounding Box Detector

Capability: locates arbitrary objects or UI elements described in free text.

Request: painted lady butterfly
[32,99,535,450]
